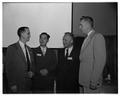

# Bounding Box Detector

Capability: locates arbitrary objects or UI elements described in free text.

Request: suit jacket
[79,30,106,88]
[5,42,34,92]
[56,47,80,93]
[32,46,57,91]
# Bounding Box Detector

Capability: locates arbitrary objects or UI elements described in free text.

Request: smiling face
[63,34,73,48]
[39,34,49,47]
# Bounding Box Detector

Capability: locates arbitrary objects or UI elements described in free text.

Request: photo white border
[1,0,119,96]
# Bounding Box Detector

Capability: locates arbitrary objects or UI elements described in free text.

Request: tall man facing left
[5,27,34,93]
[79,16,106,93]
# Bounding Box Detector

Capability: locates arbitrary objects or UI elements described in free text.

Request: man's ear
[21,31,26,39]
[20,32,24,38]
[71,39,73,44]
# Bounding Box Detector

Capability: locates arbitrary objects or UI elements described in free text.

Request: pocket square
[67,57,72,60]
[36,53,42,56]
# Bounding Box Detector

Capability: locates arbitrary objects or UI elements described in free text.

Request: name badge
[36,53,42,56]
[67,57,72,60]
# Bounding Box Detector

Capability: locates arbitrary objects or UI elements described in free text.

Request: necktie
[65,48,69,58]
[25,45,30,71]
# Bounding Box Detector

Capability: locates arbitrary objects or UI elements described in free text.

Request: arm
[5,45,17,91]
[41,50,57,76]
[91,34,106,86]
[28,48,35,78]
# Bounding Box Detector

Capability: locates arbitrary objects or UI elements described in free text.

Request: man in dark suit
[5,27,34,93]
[32,32,57,93]
[56,32,80,93]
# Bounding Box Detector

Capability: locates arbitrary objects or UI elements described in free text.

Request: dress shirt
[19,40,31,62]
[65,46,73,56]
[40,46,47,55]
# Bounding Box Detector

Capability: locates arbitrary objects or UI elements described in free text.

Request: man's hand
[40,69,48,76]
[28,71,34,78]
[11,85,17,92]
[89,82,97,90]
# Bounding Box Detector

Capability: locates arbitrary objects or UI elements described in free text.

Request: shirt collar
[66,45,73,52]
[40,46,47,50]
[19,40,25,48]
[87,30,93,36]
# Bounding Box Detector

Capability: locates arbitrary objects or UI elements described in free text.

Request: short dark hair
[80,16,94,28]
[40,32,50,39]
[64,32,74,40]
[17,26,29,37]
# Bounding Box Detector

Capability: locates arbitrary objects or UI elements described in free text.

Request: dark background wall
[72,3,117,37]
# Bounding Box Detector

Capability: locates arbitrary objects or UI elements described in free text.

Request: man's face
[63,34,73,48]
[21,28,31,42]
[39,34,48,46]
[79,20,90,34]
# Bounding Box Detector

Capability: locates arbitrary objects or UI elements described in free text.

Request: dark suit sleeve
[47,50,57,76]
[5,45,17,86]
[56,49,65,78]
[28,48,35,73]
[32,48,37,73]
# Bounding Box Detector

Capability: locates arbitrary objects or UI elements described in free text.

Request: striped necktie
[25,45,30,71]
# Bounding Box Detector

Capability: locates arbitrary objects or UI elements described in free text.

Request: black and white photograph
[2,1,118,94]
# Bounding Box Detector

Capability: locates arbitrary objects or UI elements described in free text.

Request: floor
[3,78,118,94]
[101,80,118,93]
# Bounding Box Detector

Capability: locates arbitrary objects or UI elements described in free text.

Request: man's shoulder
[6,42,19,55]
[58,48,64,52]
[94,32,105,40]
[46,48,56,55]
[57,48,65,56]
[7,42,18,49]
[73,47,80,53]
[32,46,40,53]
[26,45,33,51]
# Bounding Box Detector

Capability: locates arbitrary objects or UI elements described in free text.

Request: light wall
[3,3,71,48]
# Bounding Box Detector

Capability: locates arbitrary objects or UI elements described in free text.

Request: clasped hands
[28,71,34,78]
[40,69,48,76]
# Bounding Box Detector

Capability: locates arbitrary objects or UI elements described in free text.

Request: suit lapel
[36,46,43,56]
[63,48,66,58]
[45,48,48,55]
[16,42,26,63]
[81,36,91,52]
[39,46,47,56]
[80,30,96,54]
[69,48,74,57]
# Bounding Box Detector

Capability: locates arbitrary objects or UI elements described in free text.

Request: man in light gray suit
[79,16,106,93]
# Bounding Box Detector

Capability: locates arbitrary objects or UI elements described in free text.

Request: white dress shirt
[65,46,73,56]
[19,40,31,62]
[40,46,47,55]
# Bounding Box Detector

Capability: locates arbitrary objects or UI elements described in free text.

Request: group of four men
[5,16,106,93]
